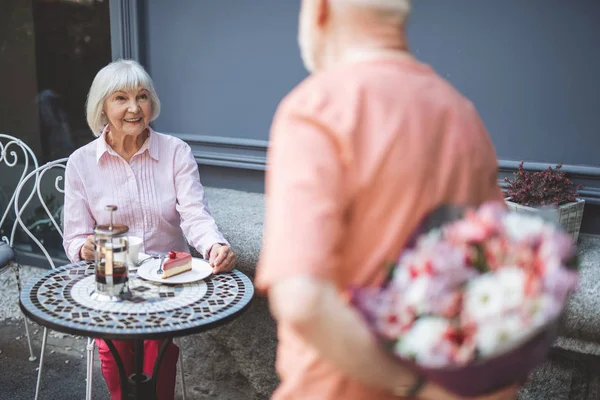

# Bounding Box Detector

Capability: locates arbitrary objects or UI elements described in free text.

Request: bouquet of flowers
[350,202,579,397]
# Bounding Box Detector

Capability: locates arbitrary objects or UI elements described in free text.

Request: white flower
[395,317,453,368]
[464,267,526,323]
[403,276,431,314]
[503,213,549,242]
[415,229,443,251]
[524,294,561,329]
[464,274,506,322]
[496,267,526,311]
[475,313,530,358]
[402,276,464,317]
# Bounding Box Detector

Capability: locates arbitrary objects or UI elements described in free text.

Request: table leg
[105,338,172,400]
[134,341,144,398]
[104,340,129,400]
[152,338,173,397]
[126,340,154,400]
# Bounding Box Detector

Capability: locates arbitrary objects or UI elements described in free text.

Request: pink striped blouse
[63,128,228,262]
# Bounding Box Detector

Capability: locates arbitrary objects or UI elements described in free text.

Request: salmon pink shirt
[256,55,504,399]
[63,128,228,262]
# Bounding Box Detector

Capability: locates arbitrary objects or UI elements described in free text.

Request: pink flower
[475,202,506,229]
[446,217,492,245]
[513,243,540,273]
[445,203,504,246]
[538,230,576,263]
[483,237,511,270]
[540,260,579,304]
[438,290,464,319]
[369,291,416,339]
[392,242,476,292]
[452,335,477,365]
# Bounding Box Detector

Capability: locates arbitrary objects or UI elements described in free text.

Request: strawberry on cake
[162,251,192,279]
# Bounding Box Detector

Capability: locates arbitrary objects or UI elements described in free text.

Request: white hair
[334,0,411,13]
[85,59,161,136]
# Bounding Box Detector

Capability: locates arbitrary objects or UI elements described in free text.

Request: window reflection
[33,0,111,161]
[0,0,111,265]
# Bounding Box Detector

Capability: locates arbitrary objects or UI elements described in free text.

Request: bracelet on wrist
[407,376,426,397]
[393,375,426,398]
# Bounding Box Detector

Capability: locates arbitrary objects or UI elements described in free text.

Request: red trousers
[96,339,179,400]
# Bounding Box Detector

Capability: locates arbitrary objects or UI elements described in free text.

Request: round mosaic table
[19,261,255,399]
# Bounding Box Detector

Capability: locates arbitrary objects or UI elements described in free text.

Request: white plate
[128,252,156,271]
[136,257,212,284]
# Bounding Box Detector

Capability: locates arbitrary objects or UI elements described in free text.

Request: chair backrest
[13,158,69,269]
[0,134,39,245]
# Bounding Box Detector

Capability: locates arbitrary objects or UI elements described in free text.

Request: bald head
[298,0,411,73]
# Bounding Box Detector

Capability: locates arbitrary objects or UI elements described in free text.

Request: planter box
[505,198,585,243]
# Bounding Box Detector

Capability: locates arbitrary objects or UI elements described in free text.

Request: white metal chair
[0,133,40,363]
[12,158,87,400]
[14,158,188,400]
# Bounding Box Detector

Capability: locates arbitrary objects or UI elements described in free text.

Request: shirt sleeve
[255,111,349,294]
[174,142,229,258]
[63,157,96,263]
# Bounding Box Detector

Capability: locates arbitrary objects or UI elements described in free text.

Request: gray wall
[112,0,600,232]
[142,0,306,142]
[409,0,600,166]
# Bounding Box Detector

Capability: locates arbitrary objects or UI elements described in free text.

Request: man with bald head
[257,1,518,399]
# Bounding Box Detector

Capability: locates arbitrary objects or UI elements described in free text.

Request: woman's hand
[79,235,95,261]
[208,244,236,274]
[418,382,520,400]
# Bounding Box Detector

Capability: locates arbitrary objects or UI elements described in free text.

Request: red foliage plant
[504,162,584,207]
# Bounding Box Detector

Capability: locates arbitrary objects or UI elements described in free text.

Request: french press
[93,205,131,300]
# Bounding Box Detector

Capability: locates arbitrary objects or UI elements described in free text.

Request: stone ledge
[189,187,277,399]
[558,234,600,345]
[203,187,264,281]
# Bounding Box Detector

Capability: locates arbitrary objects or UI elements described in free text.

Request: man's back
[257,55,504,399]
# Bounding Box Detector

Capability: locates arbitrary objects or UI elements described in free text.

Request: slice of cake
[162,251,192,279]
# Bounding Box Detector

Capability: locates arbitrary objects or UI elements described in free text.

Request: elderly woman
[63,59,235,400]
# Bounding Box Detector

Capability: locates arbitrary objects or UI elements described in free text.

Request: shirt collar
[146,128,159,161]
[95,126,159,163]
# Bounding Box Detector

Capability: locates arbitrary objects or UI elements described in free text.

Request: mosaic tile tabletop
[20,261,254,339]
